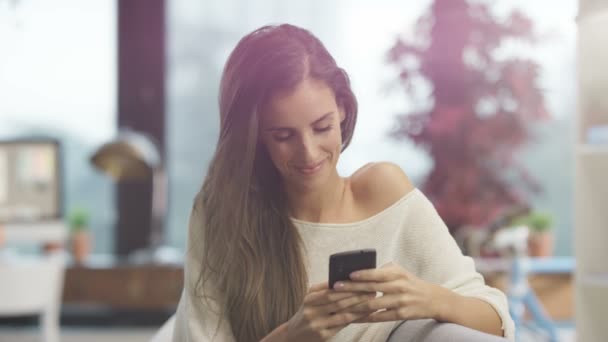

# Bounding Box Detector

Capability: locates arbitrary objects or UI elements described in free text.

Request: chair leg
[41,308,60,342]
[523,291,559,342]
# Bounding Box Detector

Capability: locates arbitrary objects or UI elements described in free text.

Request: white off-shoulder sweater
[172,188,515,341]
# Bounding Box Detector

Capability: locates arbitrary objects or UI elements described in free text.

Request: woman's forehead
[261,78,337,127]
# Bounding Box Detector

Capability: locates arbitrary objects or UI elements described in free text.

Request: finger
[304,290,329,305]
[308,281,329,293]
[351,311,377,323]
[321,291,366,305]
[323,310,371,329]
[347,293,403,313]
[349,263,406,282]
[352,308,404,323]
[305,290,363,306]
[319,292,377,315]
[334,279,404,294]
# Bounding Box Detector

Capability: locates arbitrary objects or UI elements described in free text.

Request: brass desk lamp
[91,129,180,264]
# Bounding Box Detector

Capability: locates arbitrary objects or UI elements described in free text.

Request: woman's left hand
[332,261,444,323]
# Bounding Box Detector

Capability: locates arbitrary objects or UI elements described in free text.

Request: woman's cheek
[270,144,294,172]
[329,132,343,154]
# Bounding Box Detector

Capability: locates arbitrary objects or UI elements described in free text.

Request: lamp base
[127,245,183,265]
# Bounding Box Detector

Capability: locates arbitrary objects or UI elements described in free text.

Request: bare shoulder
[349,162,416,214]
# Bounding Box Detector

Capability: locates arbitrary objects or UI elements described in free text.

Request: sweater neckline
[290,188,419,229]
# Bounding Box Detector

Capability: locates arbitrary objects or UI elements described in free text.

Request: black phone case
[329,249,376,289]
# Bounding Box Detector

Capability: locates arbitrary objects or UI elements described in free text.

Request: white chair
[150,314,175,342]
[0,221,68,342]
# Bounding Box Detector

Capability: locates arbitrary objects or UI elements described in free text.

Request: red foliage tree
[388,0,549,233]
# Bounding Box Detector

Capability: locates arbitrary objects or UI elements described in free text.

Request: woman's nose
[297,133,317,160]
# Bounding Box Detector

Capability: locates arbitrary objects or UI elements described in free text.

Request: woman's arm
[347,162,514,340]
[432,283,504,336]
[260,322,288,342]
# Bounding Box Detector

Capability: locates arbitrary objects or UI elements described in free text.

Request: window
[0,1,117,253]
[166,0,577,257]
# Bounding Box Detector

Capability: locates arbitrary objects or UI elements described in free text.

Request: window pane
[0,1,117,253]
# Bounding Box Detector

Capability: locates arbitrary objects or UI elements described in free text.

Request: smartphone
[329,248,376,290]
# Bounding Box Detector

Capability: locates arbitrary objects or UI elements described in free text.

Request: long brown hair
[195,24,358,341]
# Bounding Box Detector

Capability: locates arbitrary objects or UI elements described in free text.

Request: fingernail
[334,282,344,289]
[350,272,360,279]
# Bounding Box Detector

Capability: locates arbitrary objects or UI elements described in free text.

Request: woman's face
[260,77,345,190]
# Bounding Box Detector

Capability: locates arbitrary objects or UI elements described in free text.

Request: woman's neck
[285,172,348,223]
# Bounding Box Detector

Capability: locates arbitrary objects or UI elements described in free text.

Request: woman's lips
[296,159,325,175]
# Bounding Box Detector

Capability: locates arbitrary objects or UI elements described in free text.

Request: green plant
[68,207,90,232]
[512,211,553,233]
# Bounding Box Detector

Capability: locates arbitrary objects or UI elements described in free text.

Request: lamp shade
[90,130,160,181]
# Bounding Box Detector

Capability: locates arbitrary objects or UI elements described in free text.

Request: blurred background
[0,0,605,341]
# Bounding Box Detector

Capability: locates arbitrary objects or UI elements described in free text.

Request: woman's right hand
[283,281,376,342]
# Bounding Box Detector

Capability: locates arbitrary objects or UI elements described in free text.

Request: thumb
[308,281,329,293]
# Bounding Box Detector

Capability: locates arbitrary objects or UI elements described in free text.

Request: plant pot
[71,230,91,264]
[527,230,554,257]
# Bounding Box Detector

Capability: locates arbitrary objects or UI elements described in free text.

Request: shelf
[3,221,67,244]
[474,257,575,274]
[580,273,608,287]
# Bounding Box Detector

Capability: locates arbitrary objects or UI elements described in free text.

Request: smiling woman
[172,24,513,342]
[260,78,346,193]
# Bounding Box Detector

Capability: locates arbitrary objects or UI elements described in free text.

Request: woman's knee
[387,319,508,342]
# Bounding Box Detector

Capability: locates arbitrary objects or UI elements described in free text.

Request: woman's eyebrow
[266,112,334,131]
[311,112,334,125]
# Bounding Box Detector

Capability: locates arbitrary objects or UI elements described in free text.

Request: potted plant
[69,207,91,264]
[512,211,554,257]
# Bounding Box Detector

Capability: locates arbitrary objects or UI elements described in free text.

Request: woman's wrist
[429,283,457,322]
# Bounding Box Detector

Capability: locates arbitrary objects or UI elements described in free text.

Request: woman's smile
[295,158,326,176]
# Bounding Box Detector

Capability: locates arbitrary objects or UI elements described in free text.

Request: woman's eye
[271,125,331,142]
[273,134,291,142]
[315,125,332,133]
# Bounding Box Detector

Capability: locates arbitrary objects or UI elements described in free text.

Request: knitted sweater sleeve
[404,190,515,341]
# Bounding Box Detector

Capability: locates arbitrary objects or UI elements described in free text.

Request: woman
[173,24,514,342]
